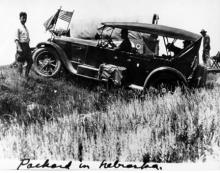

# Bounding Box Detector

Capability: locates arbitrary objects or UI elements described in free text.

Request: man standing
[15,12,33,78]
[200,29,211,65]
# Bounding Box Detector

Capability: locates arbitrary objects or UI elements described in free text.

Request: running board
[77,64,99,78]
[76,64,143,89]
[76,73,108,83]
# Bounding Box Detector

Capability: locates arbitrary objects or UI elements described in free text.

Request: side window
[118,32,160,55]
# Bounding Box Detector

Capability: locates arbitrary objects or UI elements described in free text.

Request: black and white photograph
[0,0,220,171]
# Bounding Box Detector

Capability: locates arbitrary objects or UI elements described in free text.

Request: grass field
[0,66,220,162]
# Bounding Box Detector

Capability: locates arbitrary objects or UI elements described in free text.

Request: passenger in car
[116,29,132,52]
[142,34,159,55]
[166,42,182,55]
[167,40,192,56]
[183,40,192,48]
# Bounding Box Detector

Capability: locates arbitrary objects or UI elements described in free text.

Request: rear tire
[144,72,188,94]
[148,79,186,94]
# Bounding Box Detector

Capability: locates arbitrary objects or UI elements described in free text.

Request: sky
[0,0,219,65]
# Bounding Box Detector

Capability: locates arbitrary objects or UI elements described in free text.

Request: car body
[32,21,207,91]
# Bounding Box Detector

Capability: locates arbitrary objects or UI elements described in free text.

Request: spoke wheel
[149,80,180,94]
[145,77,187,95]
[32,48,61,77]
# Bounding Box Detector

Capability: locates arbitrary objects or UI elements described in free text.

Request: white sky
[0,0,219,65]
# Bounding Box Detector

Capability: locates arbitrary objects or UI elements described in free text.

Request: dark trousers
[202,49,210,64]
[15,43,33,77]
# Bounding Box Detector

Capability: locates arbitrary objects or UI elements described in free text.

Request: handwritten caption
[17,159,162,170]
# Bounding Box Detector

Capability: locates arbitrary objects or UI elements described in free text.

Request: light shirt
[15,23,30,43]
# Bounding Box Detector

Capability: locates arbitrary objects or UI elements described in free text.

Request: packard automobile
[32,10,207,92]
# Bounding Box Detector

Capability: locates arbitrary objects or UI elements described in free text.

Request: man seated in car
[116,29,132,52]
[167,42,182,55]
[167,40,192,56]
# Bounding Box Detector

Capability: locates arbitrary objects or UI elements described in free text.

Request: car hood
[54,36,98,47]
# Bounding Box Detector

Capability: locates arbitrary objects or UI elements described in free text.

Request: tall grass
[0,67,220,162]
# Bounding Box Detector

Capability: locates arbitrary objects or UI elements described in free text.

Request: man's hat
[200,29,207,33]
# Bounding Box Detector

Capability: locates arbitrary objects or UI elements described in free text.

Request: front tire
[32,47,61,77]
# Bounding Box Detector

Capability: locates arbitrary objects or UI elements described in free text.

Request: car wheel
[32,47,61,77]
[145,77,187,94]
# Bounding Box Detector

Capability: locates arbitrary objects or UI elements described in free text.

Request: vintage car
[32,21,207,92]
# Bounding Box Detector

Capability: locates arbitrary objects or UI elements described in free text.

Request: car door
[171,38,202,78]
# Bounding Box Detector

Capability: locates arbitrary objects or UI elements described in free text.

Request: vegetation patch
[0,66,219,162]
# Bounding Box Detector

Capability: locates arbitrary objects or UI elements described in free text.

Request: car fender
[144,66,187,88]
[35,41,77,74]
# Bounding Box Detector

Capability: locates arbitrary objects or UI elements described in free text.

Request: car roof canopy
[101,22,201,41]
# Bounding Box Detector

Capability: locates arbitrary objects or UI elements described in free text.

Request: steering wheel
[100,36,117,49]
